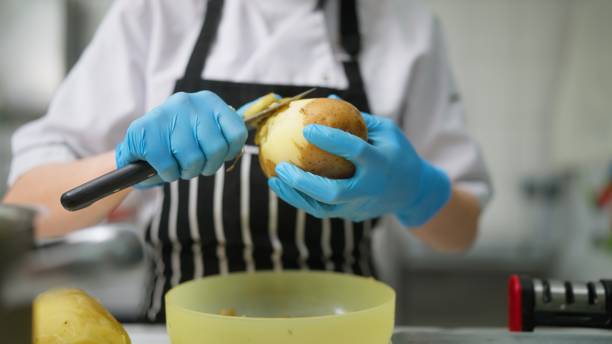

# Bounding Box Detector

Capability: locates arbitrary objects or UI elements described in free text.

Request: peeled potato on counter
[33,288,130,344]
[254,97,367,179]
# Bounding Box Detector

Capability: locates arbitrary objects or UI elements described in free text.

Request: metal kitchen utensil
[0,205,145,344]
[165,271,395,344]
[0,205,35,344]
[60,88,316,211]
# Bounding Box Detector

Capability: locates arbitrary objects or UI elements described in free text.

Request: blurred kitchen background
[1,0,611,327]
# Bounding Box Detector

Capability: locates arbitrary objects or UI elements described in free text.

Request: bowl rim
[165,270,396,322]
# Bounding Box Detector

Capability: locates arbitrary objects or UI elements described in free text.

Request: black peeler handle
[61,161,156,211]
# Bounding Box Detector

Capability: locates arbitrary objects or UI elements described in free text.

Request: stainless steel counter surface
[126,324,168,344]
[125,325,612,343]
[391,327,612,343]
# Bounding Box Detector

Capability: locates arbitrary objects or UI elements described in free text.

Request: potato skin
[299,98,367,179]
[257,98,367,179]
[33,288,131,344]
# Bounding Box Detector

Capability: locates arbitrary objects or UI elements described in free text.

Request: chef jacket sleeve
[401,18,493,208]
[7,0,150,186]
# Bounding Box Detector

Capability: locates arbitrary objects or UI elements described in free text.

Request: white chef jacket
[8,0,492,227]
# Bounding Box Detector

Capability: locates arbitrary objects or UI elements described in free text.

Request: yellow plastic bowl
[165,271,395,344]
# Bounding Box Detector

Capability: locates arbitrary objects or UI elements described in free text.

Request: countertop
[125,325,612,343]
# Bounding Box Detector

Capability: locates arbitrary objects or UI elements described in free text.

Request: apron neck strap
[183,0,224,83]
[338,0,367,93]
[340,0,361,59]
[182,0,365,89]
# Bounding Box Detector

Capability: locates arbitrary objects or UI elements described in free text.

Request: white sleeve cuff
[7,143,78,186]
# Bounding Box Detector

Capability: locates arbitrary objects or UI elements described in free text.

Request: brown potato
[255,98,367,179]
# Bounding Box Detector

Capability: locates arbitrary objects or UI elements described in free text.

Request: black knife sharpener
[508,275,612,332]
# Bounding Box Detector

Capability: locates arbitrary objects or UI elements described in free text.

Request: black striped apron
[144,0,377,322]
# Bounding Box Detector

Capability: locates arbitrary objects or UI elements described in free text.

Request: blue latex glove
[268,103,452,227]
[116,91,247,188]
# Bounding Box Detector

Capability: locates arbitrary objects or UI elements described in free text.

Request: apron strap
[181,0,367,95]
[182,0,224,86]
[340,0,361,57]
[340,0,368,96]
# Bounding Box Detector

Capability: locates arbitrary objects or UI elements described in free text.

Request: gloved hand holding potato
[246,94,451,227]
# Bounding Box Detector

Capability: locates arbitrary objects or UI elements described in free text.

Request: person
[3,0,491,322]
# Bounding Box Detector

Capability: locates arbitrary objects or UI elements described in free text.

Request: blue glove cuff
[115,143,163,189]
[395,161,451,228]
